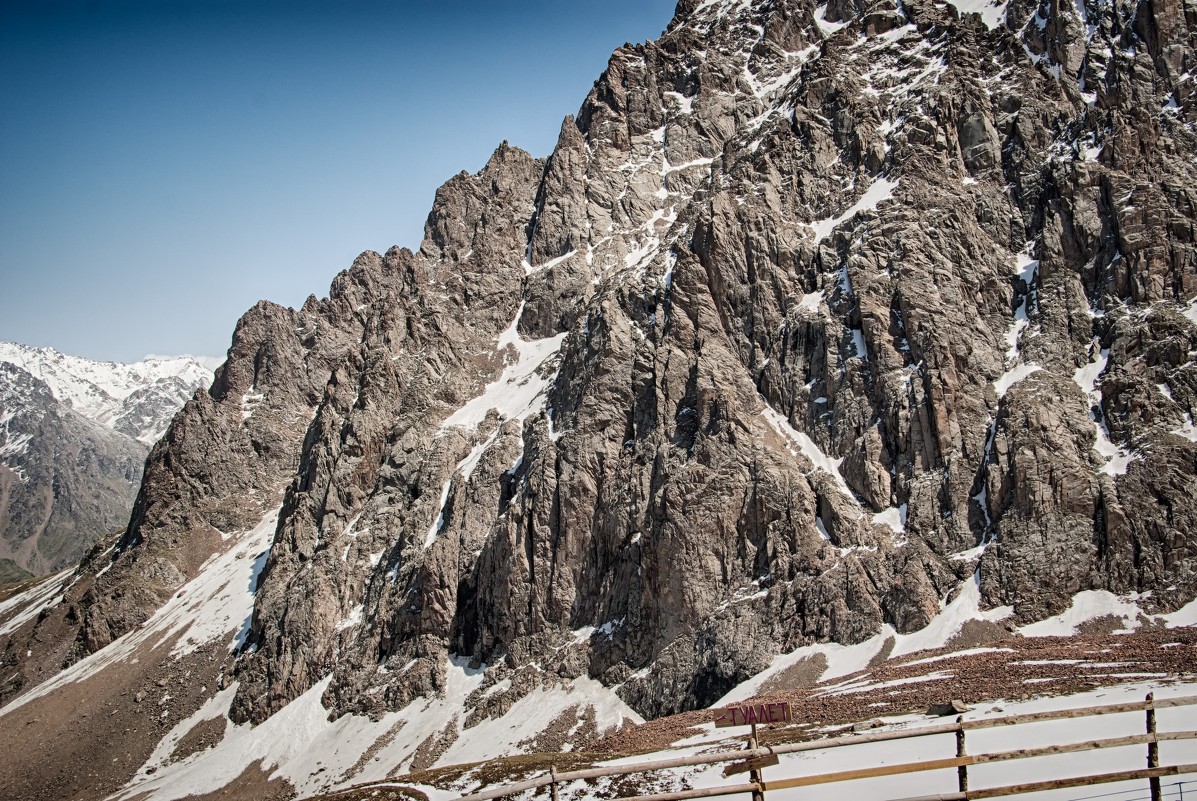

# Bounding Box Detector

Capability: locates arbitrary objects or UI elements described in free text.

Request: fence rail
[454,693,1197,801]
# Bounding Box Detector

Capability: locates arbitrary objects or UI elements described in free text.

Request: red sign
[713,701,792,728]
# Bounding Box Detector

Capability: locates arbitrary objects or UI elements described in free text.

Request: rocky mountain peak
[2,0,1197,795]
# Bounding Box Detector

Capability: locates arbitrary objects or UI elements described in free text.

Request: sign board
[722,753,780,777]
[713,701,792,728]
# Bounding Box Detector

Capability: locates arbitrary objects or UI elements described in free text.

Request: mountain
[0,344,214,445]
[0,345,213,573]
[2,0,1197,798]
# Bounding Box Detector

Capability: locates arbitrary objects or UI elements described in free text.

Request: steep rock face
[6,0,1197,734]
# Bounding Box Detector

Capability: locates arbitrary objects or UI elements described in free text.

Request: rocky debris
[169,715,228,763]
[3,0,1197,773]
[926,699,969,716]
[0,634,238,801]
[852,718,885,731]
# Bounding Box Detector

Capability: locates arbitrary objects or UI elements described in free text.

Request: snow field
[765,689,1195,801]
[719,578,1194,708]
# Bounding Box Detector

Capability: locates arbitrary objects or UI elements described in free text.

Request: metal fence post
[1147,693,1161,801]
[956,715,969,793]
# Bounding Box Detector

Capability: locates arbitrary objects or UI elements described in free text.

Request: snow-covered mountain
[0,345,213,574]
[0,343,214,445]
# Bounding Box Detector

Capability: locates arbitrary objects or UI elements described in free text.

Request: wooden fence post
[956,715,969,793]
[549,765,559,801]
[748,723,765,801]
[1146,693,1161,801]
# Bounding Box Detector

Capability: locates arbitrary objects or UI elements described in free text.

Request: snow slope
[719,580,1193,707]
[2,518,1190,801]
[113,660,642,801]
[0,508,279,715]
[107,564,1197,800]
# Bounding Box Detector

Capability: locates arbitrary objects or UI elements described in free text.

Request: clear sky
[0,0,677,364]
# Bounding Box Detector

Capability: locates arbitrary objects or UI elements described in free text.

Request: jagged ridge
[5,0,1197,756]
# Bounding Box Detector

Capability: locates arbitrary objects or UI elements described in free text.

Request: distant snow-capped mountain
[0,344,214,574]
[0,343,214,444]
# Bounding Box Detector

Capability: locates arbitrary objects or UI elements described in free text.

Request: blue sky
[0,0,677,363]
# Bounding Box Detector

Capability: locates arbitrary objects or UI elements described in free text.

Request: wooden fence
[456,693,1197,801]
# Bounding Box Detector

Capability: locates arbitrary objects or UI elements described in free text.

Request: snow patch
[808,177,899,244]
[1074,343,1133,475]
[797,290,824,313]
[1183,297,1197,326]
[762,406,855,500]
[523,249,577,276]
[0,569,69,636]
[240,389,265,421]
[942,0,1008,30]
[335,604,364,632]
[719,574,1013,704]
[994,363,1041,398]
[1019,590,1146,637]
[871,504,907,534]
[428,304,568,548]
[440,304,567,433]
[1162,597,1197,628]
[116,656,641,801]
[814,3,850,36]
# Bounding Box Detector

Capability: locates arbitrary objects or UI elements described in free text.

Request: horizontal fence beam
[615,782,760,801]
[968,762,1197,800]
[763,757,968,791]
[961,696,1197,732]
[459,776,556,801]
[972,730,1197,766]
[761,731,1197,792]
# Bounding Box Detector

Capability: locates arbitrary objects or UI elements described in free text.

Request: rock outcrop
[6,0,1197,735]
